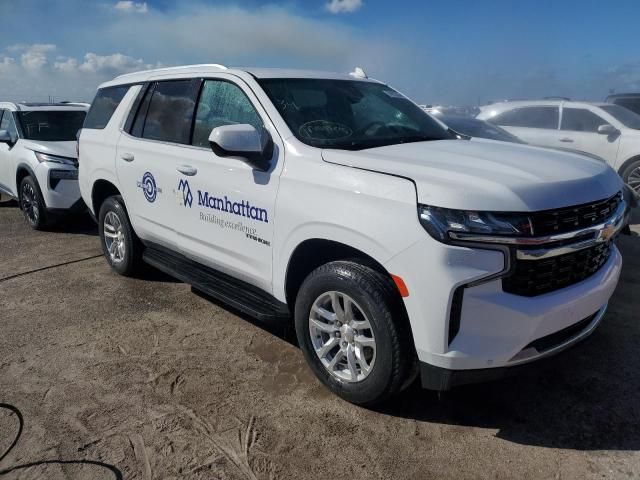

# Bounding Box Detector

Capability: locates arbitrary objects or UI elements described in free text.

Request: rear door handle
[121,153,135,162]
[559,138,574,143]
[176,165,198,176]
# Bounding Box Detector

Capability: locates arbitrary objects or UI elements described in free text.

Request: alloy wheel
[309,291,376,383]
[21,183,39,225]
[103,211,126,264]
[628,166,640,195]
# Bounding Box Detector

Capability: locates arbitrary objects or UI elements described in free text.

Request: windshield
[17,110,86,141]
[441,115,524,143]
[258,79,450,150]
[600,105,640,130]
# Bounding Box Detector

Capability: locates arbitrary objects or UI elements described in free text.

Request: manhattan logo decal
[177,179,193,207]
[176,179,268,223]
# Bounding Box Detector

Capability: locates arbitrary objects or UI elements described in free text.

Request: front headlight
[34,151,77,165]
[418,205,533,242]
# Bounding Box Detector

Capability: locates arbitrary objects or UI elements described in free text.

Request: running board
[142,245,290,321]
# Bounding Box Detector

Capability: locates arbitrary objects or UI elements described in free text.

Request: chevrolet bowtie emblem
[599,223,616,242]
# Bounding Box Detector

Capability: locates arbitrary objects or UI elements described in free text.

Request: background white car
[0,102,87,229]
[477,100,640,193]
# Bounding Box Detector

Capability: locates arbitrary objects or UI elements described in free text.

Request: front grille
[524,311,599,352]
[528,192,622,236]
[503,242,612,296]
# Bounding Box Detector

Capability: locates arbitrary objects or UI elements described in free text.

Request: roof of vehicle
[0,101,89,112]
[99,64,381,88]
[478,99,613,117]
[606,93,640,99]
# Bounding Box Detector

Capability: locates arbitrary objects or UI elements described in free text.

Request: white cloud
[0,44,159,101]
[78,52,149,74]
[114,1,148,13]
[54,57,79,73]
[326,0,363,14]
[12,44,57,69]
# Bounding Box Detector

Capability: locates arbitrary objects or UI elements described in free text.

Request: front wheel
[98,195,143,276]
[294,261,416,406]
[621,158,640,195]
[19,176,48,230]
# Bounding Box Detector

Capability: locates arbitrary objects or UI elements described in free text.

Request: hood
[21,140,77,159]
[322,139,623,211]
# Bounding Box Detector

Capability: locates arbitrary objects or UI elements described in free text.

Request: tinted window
[561,108,608,132]
[17,111,85,141]
[610,97,640,116]
[141,80,200,144]
[84,86,129,129]
[192,80,263,147]
[130,84,154,138]
[492,106,559,129]
[0,110,18,141]
[600,104,640,130]
[259,79,449,150]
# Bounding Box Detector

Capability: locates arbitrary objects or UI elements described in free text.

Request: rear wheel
[295,261,415,406]
[19,176,47,230]
[98,195,143,276]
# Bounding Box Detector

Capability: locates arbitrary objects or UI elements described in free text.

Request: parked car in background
[478,100,640,193]
[79,65,628,405]
[606,93,640,116]
[435,114,524,143]
[0,102,88,229]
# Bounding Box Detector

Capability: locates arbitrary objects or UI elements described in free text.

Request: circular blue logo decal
[142,172,157,203]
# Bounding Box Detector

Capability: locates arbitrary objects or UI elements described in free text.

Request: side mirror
[208,124,273,171]
[597,124,617,135]
[0,129,12,144]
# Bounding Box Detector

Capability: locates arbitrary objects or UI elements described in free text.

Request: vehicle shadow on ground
[0,404,123,479]
[378,233,640,452]
[47,214,98,236]
[191,288,299,347]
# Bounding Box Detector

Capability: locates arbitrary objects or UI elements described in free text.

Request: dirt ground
[1,200,639,480]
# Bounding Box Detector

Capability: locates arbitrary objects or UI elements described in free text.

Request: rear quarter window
[84,85,130,129]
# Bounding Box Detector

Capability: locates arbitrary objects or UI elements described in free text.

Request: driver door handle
[121,153,135,162]
[559,138,574,143]
[176,165,198,176]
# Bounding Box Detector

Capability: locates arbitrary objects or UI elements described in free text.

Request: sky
[1,0,639,105]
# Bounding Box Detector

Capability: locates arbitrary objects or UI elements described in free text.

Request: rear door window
[492,106,559,129]
[139,79,200,144]
[84,85,130,129]
[561,108,608,132]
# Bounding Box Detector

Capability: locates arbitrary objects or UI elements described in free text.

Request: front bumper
[420,304,607,390]
[384,197,624,388]
[34,161,82,211]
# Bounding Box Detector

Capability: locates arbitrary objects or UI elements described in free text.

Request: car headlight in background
[35,151,77,165]
[418,205,533,242]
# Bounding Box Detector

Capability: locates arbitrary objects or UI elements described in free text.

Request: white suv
[477,100,640,194]
[0,102,88,229]
[79,65,628,405]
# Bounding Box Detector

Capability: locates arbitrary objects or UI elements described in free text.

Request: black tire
[98,195,143,276]
[19,176,48,230]
[294,261,416,406]
[620,158,640,195]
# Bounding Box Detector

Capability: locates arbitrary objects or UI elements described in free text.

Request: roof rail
[114,63,228,80]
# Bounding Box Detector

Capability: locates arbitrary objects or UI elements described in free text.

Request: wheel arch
[91,179,122,217]
[283,237,399,309]
[15,163,36,192]
[617,154,640,177]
